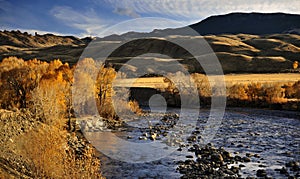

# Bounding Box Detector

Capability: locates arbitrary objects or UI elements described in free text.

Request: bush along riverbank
[0,109,104,178]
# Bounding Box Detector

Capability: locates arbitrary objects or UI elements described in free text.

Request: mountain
[101,12,300,41]
[0,13,300,73]
[189,12,300,35]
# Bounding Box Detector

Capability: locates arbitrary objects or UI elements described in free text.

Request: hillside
[95,34,300,74]
[0,30,92,64]
[189,12,300,35]
[0,13,300,73]
[206,34,300,73]
[1,31,299,74]
[0,30,92,48]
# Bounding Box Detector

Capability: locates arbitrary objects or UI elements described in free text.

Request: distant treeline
[226,82,300,110]
[0,56,299,114]
[156,73,300,110]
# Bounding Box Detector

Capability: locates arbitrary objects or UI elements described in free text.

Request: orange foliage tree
[228,84,248,101]
[72,58,98,116]
[95,65,116,118]
[246,83,264,102]
[0,57,48,109]
[264,84,286,103]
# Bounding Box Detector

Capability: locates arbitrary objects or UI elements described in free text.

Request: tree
[229,84,248,100]
[95,65,116,117]
[0,57,49,109]
[246,83,264,102]
[293,81,300,98]
[32,71,68,127]
[191,73,211,98]
[72,58,99,116]
[293,61,298,69]
[0,67,35,108]
[264,84,286,103]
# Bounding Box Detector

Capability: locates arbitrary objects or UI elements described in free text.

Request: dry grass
[114,73,299,91]
[16,124,103,179]
[0,108,104,179]
[0,57,105,178]
[224,73,300,87]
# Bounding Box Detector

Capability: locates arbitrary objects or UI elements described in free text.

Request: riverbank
[0,109,104,178]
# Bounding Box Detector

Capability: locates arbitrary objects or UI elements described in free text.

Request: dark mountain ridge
[101,12,300,41]
[190,12,300,35]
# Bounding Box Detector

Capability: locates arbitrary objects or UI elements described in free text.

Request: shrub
[0,57,104,178]
[17,124,103,178]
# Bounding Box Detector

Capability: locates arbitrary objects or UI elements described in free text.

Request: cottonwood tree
[0,57,25,72]
[32,71,68,127]
[191,73,212,98]
[293,81,300,98]
[229,84,248,101]
[293,61,298,69]
[264,84,285,103]
[246,83,264,102]
[166,71,200,107]
[72,58,98,116]
[0,57,49,109]
[95,65,116,118]
[0,67,36,108]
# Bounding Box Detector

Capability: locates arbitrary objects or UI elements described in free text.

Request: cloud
[104,0,300,20]
[50,6,107,36]
[48,0,300,37]
[98,17,184,37]
[49,6,182,37]
[113,7,140,18]
[0,0,11,13]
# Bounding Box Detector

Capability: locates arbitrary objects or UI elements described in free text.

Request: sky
[1,0,300,37]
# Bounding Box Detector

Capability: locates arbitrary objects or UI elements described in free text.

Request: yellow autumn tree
[0,57,104,178]
[95,65,117,118]
[229,84,248,100]
[72,58,98,116]
[246,83,264,102]
[0,57,49,109]
[293,61,298,69]
[263,84,286,103]
[31,71,68,127]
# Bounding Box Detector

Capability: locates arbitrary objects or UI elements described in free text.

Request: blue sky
[1,0,300,37]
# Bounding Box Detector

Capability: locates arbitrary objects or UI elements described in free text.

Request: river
[82,108,300,178]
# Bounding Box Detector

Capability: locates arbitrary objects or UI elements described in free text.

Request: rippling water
[86,108,300,178]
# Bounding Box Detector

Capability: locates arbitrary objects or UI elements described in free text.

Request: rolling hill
[0,13,300,74]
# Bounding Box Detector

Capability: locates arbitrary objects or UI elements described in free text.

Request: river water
[83,108,300,178]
